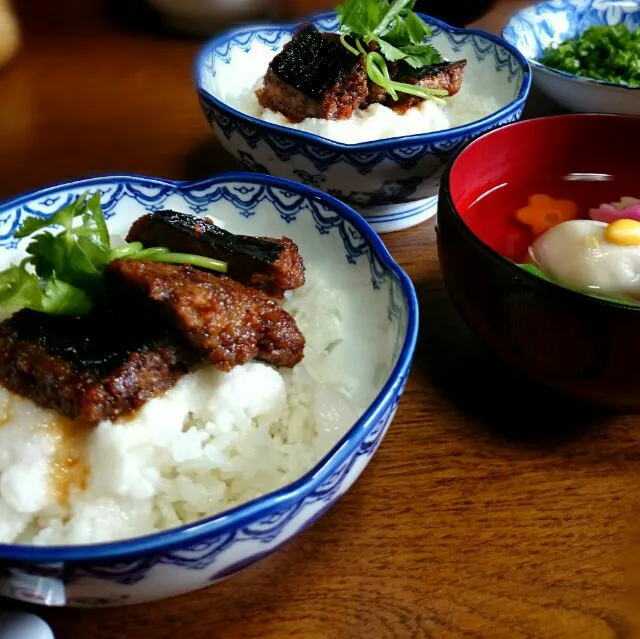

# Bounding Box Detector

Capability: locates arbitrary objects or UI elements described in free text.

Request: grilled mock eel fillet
[0,304,197,424]
[387,60,467,113]
[126,210,305,298]
[107,260,305,371]
[0,212,306,423]
[366,59,467,109]
[257,24,368,122]
[258,25,467,120]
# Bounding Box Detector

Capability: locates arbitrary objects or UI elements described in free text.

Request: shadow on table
[412,273,614,447]
[103,0,501,37]
[523,84,569,120]
[183,138,244,181]
[105,0,171,36]
[1,488,369,636]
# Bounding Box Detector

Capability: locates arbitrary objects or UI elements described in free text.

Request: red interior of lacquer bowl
[449,115,640,264]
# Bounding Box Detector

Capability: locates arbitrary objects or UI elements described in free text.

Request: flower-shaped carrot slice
[515,194,579,236]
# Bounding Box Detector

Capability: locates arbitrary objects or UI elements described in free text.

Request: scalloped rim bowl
[194,12,532,233]
[0,172,418,607]
[195,13,532,151]
[502,0,640,115]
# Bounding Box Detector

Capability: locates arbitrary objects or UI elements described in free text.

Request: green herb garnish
[517,262,552,282]
[337,0,449,104]
[0,193,227,316]
[540,24,640,87]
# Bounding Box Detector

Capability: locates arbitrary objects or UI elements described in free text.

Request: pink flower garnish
[589,197,640,223]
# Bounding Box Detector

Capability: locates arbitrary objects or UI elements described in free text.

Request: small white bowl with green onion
[503,0,640,115]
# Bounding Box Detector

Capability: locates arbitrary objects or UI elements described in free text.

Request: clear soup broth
[462,172,639,264]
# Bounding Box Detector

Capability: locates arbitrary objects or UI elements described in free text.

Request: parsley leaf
[383,18,409,46]
[41,276,93,315]
[405,12,431,44]
[0,265,43,312]
[337,0,372,36]
[366,0,388,34]
[336,0,447,102]
[0,192,228,317]
[24,193,108,291]
[399,43,443,68]
[374,0,414,37]
[376,38,408,61]
[15,194,85,239]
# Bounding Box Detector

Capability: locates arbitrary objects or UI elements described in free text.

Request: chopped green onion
[129,247,171,260]
[366,51,398,100]
[109,242,145,260]
[389,81,448,104]
[143,252,228,274]
[340,33,360,56]
[366,51,448,104]
[540,24,640,87]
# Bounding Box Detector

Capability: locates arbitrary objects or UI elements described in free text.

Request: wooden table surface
[1,1,638,637]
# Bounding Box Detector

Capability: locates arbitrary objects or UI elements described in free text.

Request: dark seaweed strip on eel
[257,24,466,120]
[0,302,198,424]
[256,24,369,122]
[126,210,305,298]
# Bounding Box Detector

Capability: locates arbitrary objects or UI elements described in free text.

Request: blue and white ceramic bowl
[0,173,417,607]
[194,12,531,234]
[503,0,640,115]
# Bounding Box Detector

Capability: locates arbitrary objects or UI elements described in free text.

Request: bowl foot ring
[358,196,437,233]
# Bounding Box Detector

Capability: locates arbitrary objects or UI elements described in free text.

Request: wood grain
[1,1,639,637]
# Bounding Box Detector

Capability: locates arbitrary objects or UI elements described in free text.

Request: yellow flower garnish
[604,218,640,246]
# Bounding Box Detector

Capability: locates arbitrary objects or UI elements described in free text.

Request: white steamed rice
[0,268,361,546]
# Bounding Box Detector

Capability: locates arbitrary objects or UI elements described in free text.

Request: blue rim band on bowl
[527,59,640,91]
[0,171,419,563]
[194,11,533,151]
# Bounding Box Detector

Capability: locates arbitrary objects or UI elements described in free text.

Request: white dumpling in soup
[529,219,640,302]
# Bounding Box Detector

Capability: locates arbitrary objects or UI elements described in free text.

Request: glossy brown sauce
[47,416,91,508]
[0,401,12,427]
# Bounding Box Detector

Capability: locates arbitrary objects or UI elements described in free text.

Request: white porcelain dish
[195,12,531,233]
[0,172,417,607]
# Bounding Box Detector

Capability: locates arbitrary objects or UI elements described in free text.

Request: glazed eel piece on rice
[106,259,305,371]
[0,302,198,424]
[257,24,369,122]
[367,60,467,112]
[127,210,305,298]
[0,213,306,424]
[258,24,467,121]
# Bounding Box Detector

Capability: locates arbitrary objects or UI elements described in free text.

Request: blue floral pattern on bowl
[503,0,640,114]
[0,172,418,608]
[195,12,531,233]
